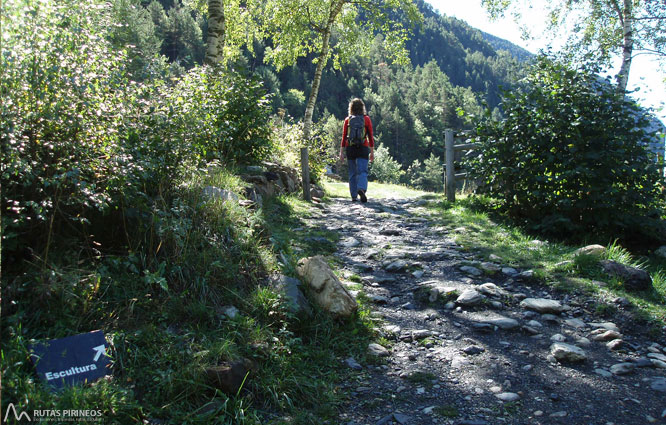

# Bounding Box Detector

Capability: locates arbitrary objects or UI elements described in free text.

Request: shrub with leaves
[1,0,140,260]
[467,57,665,243]
[369,144,404,184]
[1,0,277,268]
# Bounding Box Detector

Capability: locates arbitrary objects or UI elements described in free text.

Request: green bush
[467,57,665,244]
[405,153,444,192]
[1,0,277,268]
[369,144,404,183]
[160,67,275,165]
[1,0,140,260]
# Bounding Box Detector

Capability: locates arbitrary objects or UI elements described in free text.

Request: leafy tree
[260,0,422,143]
[161,5,205,67]
[110,0,163,80]
[283,89,306,118]
[404,153,443,191]
[482,0,666,94]
[467,56,665,242]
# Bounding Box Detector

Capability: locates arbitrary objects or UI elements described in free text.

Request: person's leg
[348,158,358,200]
[356,157,368,201]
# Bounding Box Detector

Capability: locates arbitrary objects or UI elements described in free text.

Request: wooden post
[301,147,311,202]
[445,129,455,202]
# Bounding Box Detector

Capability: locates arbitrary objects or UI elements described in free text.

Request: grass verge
[2,169,377,424]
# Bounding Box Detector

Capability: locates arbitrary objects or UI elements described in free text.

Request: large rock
[550,342,587,363]
[477,282,508,298]
[573,244,606,257]
[239,163,301,204]
[520,298,564,314]
[600,260,652,292]
[205,359,254,395]
[202,186,239,203]
[297,256,358,317]
[270,275,312,316]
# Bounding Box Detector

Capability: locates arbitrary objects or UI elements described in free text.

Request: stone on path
[550,342,587,362]
[606,339,624,351]
[345,357,362,370]
[297,256,357,317]
[411,329,433,340]
[564,318,587,329]
[385,260,408,273]
[651,359,666,369]
[651,377,666,392]
[610,363,635,375]
[520,298,564,314]
[550,334,567,342]
[379,227,401,236]
[495,392,520,402]
[477,282,507,298]
[479,262,501,274]
[456,289,484,306]
[340,237,361,248]
[589,322,620,332]
[594,368,613,378]
[368,343,390,358]
[460,265,482,276]
[484,317,520,330]
[463,345,485,355]
[590,329,622,342]
[647,353,666,362]
[502,267,519,276]
[376,412,410,425]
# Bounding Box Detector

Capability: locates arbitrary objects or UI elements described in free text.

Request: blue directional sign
[30,330,111,389]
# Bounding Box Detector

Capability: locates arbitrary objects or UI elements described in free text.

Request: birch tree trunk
[302,0,345,142]
[615,0,633,95]
[205,0,226,66]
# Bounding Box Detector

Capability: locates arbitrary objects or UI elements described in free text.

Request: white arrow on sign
[92,345,106,362]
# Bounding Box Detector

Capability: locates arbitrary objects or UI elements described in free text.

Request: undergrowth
[425,194,666,327]
[2,170,376,424]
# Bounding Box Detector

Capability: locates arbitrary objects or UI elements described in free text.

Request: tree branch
[306,5,326,34]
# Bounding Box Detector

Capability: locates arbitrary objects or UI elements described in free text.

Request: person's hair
[348,98,366,116]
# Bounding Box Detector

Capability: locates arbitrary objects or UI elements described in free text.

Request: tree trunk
[616,0,633,95]
[302,0,345,142]
[205,0,226,66]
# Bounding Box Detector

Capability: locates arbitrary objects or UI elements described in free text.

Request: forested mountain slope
[122,0,529,167]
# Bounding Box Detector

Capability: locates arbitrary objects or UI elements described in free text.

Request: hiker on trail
[339,98,374,203]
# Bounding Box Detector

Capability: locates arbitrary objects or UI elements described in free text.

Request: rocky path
[314,197,666,425]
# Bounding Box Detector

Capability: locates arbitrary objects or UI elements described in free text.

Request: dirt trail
[315,196,666,425]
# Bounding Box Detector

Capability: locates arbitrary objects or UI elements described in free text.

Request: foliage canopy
[467,57,665,244]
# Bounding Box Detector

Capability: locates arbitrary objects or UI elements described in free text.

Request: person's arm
[365,115,375,162]
[340,118,348,161]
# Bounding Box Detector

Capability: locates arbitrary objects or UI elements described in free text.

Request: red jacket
[341,115,374,148]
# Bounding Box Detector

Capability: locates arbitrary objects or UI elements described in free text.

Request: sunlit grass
[419,194,666,326]
[321,178,430,199]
